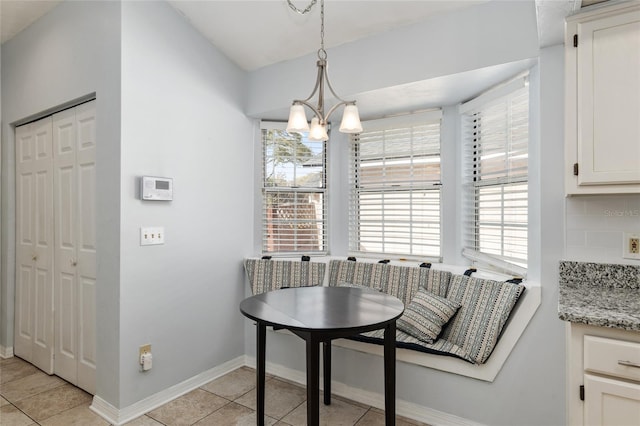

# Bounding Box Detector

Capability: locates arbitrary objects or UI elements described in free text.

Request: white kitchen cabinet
[567,323,640,425]
[565,1,640,195]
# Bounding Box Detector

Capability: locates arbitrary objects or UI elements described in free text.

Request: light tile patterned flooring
[1,356,429,426]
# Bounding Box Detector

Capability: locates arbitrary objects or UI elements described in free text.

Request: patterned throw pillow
[441,274,525,364]
[396,287,461,344]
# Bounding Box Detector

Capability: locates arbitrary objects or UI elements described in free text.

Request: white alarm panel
[141,176,173,201]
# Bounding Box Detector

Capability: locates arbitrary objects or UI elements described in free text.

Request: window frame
[260,121,328,255]
[348,110,443,261]
[460,75,530,276]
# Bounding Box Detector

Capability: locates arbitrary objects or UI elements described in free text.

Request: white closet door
[74,101,97,393]
[15,116,55,374]
[52,100,97,393]
[53,107,79,385]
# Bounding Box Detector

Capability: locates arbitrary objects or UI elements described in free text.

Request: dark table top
[240,286,405,333]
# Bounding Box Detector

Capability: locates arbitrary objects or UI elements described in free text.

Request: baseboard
[244,356,485,426]
[0,345,14,358]
[90,356,244,425]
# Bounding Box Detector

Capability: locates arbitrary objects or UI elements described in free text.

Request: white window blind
[349,111,442,259]
[261,121,327,254]
[461,75,529,274]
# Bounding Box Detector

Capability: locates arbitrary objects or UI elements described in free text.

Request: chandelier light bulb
[339,104,363,133]
[286,104,310,133]
[308,117,328,141]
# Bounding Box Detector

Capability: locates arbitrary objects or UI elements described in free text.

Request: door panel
[15,117,54,373]
[53,107,78,385]
[52,100,97,393]
[75,101,97,394]
[78,276,96,392]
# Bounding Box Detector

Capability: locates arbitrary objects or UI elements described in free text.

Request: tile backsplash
[565,194,640,264]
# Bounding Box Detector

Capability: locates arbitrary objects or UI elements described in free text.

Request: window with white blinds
[261,122,327,254]
[461,75,529,273]
[349,111,442,259]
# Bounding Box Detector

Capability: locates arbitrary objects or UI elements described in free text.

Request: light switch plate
[140,227,165,246]
[622,232,640,260]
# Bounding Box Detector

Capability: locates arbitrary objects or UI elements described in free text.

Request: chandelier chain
[286,0,317,15]
[319,0,325,58]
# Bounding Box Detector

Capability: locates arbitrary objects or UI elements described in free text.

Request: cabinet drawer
[584,335,640,381]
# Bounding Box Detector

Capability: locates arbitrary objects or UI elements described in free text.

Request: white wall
[119,0,253,408]
[0,0,122,402]
[245,2,569,424]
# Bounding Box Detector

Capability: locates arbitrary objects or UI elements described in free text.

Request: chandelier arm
[292,99,324,122]
[322,64,350,104]
[324,100,353,123]
[297,61,324,105]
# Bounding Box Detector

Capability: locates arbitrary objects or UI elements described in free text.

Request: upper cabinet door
[565,2,640,195]
[577,11,640,185]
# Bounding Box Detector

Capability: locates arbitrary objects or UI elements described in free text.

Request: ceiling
[0,0,589,72]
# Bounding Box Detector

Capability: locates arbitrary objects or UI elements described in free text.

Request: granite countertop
[558,261,640,332]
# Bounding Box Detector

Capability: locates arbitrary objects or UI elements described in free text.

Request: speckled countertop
[558,261,640,331]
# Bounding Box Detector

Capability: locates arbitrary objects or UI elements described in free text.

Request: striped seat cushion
[328,260,452,307]
[349,328,474,363]
[440,275,525,364]
[243,259,326,294]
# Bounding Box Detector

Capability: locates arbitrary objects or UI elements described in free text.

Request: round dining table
[240,286,404,426]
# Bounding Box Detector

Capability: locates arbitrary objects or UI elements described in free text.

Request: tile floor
[1,356,429,426]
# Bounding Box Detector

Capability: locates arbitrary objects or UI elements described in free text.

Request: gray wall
[0,2,122,406]
[118,0,252,408]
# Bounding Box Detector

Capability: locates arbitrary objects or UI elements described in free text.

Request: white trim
[0,345,14,358]
[458,75,527,114]
[260,120,287,131]
[90,356,244,425]
[244,355,485,426]
[462,248,527,278]
[359,109,443,132]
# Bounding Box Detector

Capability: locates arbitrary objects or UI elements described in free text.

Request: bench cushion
[328,260,452,307]
[397,288,461,344]
[349,329,474,363]
[441,275,525,364]
[244,259,326,294]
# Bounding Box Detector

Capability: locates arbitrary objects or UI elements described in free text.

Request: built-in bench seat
[243,257,538,380]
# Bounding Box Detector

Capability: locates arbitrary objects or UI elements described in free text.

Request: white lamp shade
[339,104,362,133]
[286,104,310,133]
[308,117,328,141]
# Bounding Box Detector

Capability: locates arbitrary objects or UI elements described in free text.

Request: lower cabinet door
[584,374,640,426]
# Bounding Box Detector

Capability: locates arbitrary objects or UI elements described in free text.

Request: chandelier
[285,0,362,141]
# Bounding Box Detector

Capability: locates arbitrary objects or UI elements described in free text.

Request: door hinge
[579,385,585,401]
[573,163,579,176]
[573,34,578,47]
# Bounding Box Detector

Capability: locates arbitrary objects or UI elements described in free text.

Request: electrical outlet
[623,233,640,260]
[139,344,151,363]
